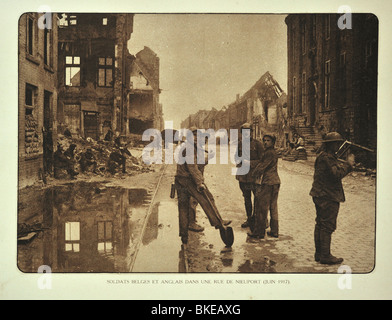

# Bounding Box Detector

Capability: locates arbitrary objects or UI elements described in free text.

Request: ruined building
[18,13,59,188]
[181,72,287,146]
[285,14,378,161]
[128,46,163,134]
[56,13,134,140]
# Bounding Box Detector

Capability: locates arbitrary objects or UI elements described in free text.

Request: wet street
[17,148,376,274]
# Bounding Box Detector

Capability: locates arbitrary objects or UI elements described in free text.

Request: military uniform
[235,135,264,227]
[309,132,354,265]
[251,140,281,238]
[175,138,228,244]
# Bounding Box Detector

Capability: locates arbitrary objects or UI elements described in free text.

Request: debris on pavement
[51,133,154,180]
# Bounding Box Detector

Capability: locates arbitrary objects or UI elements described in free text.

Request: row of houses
[19,13,164,188]
[182,14,378,166]
[181,72,290,148]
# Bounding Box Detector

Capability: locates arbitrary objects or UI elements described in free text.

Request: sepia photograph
[16,11,378,275]
[3,0,392,302]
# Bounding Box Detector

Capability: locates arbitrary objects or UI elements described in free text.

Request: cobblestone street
[186,154,376,273]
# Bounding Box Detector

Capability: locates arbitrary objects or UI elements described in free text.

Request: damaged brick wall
[25,115,40,155]
[19,13,58,188]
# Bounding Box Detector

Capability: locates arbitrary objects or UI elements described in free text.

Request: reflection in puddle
[132,201,182,272]
[17,182,154,273]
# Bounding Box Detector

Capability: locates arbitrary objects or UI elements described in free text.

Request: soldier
[249,133,281,239]
[310,132,355,265]
[79,148,98,174]
[234,123,264,229]
[53,143,79,179]
[175,127,231,245]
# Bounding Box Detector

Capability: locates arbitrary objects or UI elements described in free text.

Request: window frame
[44,26,53,67]
[26,14,37,57]
[65,55,81,87]
[97,221,113,254]
[65,222,80,253]
[97,57,114,88]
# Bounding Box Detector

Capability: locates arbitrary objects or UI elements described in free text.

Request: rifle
[335,140,375,161]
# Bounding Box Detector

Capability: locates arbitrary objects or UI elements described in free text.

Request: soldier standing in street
[175,127,231,245]
[234,123,264,229]
[249,133,281,239]
[310,132,355,265]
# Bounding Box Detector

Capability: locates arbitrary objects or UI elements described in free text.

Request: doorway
[84,111,99,140]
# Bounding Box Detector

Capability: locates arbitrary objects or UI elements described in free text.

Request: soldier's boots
[319,230,344,265]
[320,254,344,265]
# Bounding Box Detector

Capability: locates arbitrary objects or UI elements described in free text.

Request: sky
[128,14,288,129]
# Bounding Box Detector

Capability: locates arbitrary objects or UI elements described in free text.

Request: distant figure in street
[175,127,231,245]
[293,133,307,160]
[310,132,355,265]
[79,148,98,174]
[293,133,305,150]
[249,133,281,239]
[234,123,264,229]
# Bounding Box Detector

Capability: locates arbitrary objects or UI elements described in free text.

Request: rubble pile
[53,133,154,180]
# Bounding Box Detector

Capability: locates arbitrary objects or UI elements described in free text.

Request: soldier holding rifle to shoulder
[310,132,355,265]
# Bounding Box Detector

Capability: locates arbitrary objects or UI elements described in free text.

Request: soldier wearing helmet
[310,131,355,265]
[234,123,264,229]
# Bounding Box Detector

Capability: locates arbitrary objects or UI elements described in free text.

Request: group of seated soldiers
[53,130,131,179]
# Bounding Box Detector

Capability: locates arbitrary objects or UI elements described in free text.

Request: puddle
[17,182,163,273]
[131,201,182,272]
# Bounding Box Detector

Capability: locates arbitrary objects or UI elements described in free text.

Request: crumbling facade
[18,13,59,188]
[285,14,378,159]
[128,46,163,134]
[56,13,134,140]
[181,72,287,145]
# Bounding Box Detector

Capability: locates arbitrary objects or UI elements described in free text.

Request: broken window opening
[58,14,77,27]
[98,57,114,87]
[25,83,37,107]
[69,15,77,25]
[65,56,81,87]
[44,27,53,66]
[58,14,68,27]
[26,15,35,56]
